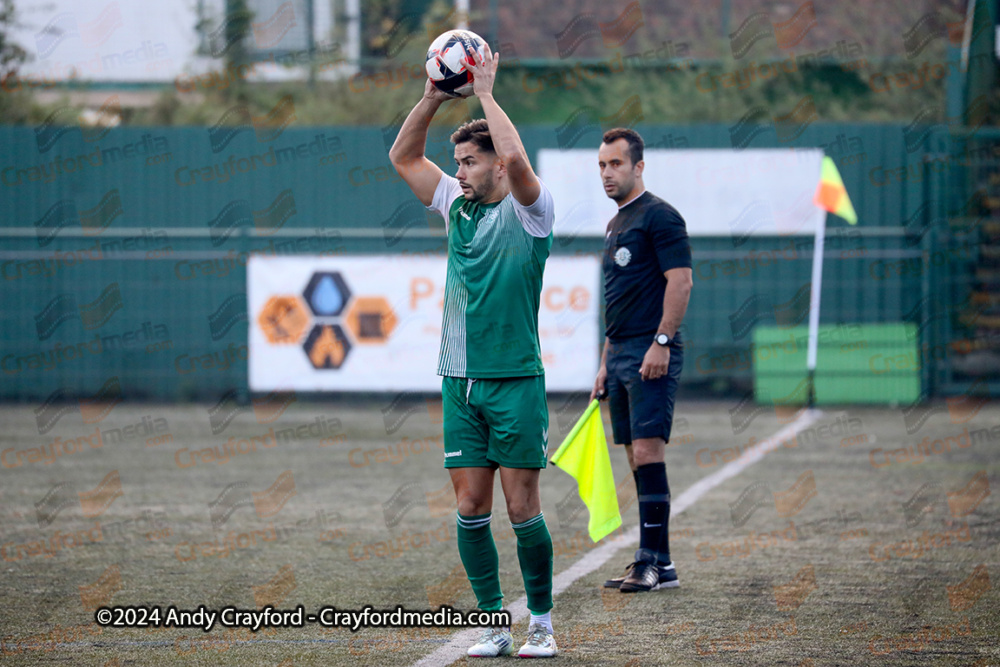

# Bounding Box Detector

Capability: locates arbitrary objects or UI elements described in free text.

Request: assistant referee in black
[590,128,693,593]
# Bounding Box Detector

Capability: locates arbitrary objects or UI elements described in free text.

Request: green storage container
[753,323,921,404]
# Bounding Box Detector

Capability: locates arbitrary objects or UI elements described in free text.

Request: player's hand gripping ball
[425,30,488,98]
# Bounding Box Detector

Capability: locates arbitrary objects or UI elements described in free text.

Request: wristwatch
[654,333,672,347]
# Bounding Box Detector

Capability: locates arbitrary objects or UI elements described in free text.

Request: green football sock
[512,513,553,614]
[456,513,503,611]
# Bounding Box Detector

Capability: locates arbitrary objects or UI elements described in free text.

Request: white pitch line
[411,409,823,667]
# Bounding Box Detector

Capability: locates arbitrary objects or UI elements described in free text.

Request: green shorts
[441,375,549,469]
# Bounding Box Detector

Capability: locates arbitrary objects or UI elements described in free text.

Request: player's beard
[464,171,496,203]
[607,173,635,203]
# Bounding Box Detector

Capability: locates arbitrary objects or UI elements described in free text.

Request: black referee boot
[619,548,680,592]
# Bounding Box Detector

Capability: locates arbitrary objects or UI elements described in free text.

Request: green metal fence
[932,127,1000,398]
[0,123,961,401]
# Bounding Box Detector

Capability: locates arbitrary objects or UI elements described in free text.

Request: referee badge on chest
[614,246,632,267]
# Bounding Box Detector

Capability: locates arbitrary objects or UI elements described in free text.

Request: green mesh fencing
[0,124,951,401]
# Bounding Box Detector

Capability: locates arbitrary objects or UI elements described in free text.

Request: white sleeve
[512,179,555,238]
[427,174,463,233]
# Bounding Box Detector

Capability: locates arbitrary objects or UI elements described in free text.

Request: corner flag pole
[806,212,826,408]
[809,155,859,407]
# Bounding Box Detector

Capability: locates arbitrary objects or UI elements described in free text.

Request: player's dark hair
[602,128,644,166]
[451,119,496,155]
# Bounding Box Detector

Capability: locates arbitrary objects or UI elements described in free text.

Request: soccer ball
[425,30,487,98]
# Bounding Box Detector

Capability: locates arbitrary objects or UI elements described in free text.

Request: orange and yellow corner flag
[814,155,857,225]
[550,400,622,542]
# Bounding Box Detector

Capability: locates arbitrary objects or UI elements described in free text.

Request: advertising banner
[248,255,600,391]
[539,148,825,238]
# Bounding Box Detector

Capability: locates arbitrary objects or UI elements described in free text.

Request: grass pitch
[0,397,997,666]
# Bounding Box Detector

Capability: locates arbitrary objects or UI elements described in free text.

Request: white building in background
[9,0,359,90]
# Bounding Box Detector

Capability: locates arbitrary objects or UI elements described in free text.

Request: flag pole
[806,212,826,408]
[808,155,857,408]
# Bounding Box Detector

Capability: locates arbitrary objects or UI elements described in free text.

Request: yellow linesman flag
[813,155,858,224]
[550,400,622,542]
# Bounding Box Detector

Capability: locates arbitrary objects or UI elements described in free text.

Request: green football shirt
[428,174,554,378]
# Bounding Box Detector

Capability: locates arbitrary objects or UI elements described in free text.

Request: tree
[0,0,27,83]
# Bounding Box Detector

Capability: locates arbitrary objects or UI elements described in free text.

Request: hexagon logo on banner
[345,297,398,344]
[258,295,311,344]
[302,324,352,369]
[303,272,351,317]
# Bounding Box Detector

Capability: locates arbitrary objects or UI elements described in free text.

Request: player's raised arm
[388,79,452,206]
[466,45,541,207]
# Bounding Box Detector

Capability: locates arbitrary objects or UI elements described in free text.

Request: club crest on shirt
[614,247,632,267]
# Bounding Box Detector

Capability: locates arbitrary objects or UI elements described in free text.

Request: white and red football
[425,30,488,98]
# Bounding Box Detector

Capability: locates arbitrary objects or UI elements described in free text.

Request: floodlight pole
[307,0,316,89]
[455,0,469,29]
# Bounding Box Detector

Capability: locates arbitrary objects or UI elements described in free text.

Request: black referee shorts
[605,335,684,445]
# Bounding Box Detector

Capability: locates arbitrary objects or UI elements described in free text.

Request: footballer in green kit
[389,44,558,658]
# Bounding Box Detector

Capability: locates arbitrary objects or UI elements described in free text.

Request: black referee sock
[636,462,670,565]
[658,472,672,566]
[632,468,640,507]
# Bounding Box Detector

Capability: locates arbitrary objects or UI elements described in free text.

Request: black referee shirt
[602,191,692,341]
